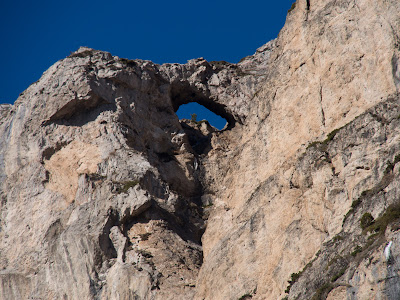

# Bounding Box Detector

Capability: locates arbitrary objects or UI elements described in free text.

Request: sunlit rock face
[1,0,400,299]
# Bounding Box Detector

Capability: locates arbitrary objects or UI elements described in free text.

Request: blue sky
[177,103,228,129]
[0,0,294,128]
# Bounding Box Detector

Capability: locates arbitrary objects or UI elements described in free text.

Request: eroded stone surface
[1,0,400,299]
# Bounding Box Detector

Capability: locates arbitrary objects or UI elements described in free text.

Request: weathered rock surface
[1,0,400,299]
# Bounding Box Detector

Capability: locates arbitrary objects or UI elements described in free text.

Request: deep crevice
[180,120,215,155]
[98,209,119,260]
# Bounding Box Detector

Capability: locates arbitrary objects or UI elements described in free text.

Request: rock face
[1,0,400,299]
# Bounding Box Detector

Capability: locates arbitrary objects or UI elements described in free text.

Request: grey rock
[1,0,400,299]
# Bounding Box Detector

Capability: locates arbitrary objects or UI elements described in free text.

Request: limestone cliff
[1,0,400,299]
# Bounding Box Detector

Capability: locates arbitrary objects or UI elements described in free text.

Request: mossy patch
[113,180,140,194]
[284,256,317,294]
[363,203,400,235]
[311,283,334,300]
[360,212,374,230]
[343,156,399,226]
[306,128,341,150]
[351,245,363,257]
[285,272,301,293]
[331,268,346,282]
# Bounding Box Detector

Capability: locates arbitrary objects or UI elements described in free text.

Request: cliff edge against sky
[1,0,400,299]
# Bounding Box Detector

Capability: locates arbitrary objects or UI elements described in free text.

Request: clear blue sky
[0,0,294,128]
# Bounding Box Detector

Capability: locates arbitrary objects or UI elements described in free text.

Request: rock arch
[169,81,236,130]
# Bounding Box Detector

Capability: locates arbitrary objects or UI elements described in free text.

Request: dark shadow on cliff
[43,102,117,127]
[180,119,215,156]
[120,199,205,247]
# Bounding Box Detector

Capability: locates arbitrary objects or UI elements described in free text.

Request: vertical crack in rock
[392,54,400,91]
[319,81,326,127]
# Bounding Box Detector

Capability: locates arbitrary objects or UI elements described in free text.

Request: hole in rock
[176,102,227,130]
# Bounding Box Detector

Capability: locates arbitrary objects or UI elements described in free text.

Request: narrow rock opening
[170,82,235,155]
[176,102,227,130]
[170,83,236,130]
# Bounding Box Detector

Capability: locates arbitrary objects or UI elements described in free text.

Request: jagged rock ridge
[1,0,400,299]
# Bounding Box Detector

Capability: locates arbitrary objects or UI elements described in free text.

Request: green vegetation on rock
[363,203,400,235]
[360,212,374,230]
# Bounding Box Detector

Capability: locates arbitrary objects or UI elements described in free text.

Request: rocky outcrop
[0,48,208,300]
[1,0,400,299]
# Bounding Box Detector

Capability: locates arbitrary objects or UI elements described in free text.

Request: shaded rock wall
[1,0,400,299]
